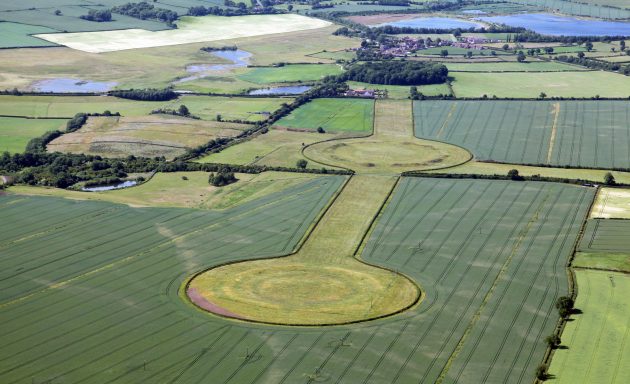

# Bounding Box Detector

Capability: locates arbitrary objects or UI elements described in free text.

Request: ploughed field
[0,177,593,383]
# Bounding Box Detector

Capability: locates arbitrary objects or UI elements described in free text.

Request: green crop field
[0,117,67,153]
[0,22,58,49]
[573,219,630,272]
[413,100,630,169]
[485,0,630,19]
[237,63,342,84]
[0,177,593,382]
[451,71,630,98]
[549,270,630,384]
[274,98,374,132]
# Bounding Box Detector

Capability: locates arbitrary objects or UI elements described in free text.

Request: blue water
[378,17,484,29]
[175,49,251,83]
[249,86,311,95]
[82,180,137,192]
[33,78,117,93]
[478,13,630,36]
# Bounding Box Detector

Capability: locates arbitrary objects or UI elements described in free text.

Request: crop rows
[0,177,592,383]
[413,100,630,169]
[578,219,630,253]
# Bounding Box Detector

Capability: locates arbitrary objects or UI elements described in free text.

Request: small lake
[82,180,137,192]
[378,17,484,29]
[175,49,251,83]
[248,85,312,95]
[32,78,117,93]
[478,13,630,36]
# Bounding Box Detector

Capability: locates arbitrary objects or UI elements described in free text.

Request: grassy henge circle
[187,258,420,325]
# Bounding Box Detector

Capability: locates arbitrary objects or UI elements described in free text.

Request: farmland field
[0,177,594,382]
[451,71,630,98]
[0,95,289,122]
[36,15,331,53]
[572,219,630,272]
[238,64,342,84]
[47,115,247,159]
[0,22,58,49]
[10,171,325,210]
[413,100,630,169]
[591,187,630,219]
[0,117,67,153]
[445,61,588,72]
[548,270,630,384]
[274,98,374,132]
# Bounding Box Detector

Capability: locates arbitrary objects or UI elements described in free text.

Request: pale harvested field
[47,115,246,159]
[590,187,630,219]
[36,15,331,53]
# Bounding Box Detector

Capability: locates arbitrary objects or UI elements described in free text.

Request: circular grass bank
[303,136,471,174]
[186,257,421,326]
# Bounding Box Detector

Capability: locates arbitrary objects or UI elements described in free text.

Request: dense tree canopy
[112,2,178,24]
[339,61,448,86]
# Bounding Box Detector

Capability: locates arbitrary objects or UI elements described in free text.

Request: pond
[478,13,630,36]
[82,180,137,192]
[175,49,252,83]
[248,85,312,95]
[32,78,117,93]
[377,17,484,30]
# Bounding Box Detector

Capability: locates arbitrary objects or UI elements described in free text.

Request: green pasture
[346,81,452,98]
[451,71,630,98]
[308,49,356,61]
[275,98,374,132]
[0,177,593,382]
[0,22,58,48]
[413,100,630,169]
[549,270,630,384]
[237,64,342,84]
[0,117,67,153]
[484,0,630,19]
[446,61,587,72]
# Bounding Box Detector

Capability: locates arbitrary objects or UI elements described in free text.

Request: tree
[517,51,526,62]
[545,334,561,349]
[287,4,293,11]
[577,51,585,58]
[296,159,308,169]
[621,40,626,51]
[440,49,448,57]
[466,51,473,59]
[216,114,222,122]
[208,170,237,187]
[508,169,524,181]
[535,364,549,381]
[556,295,574,318]
[539,92,547,99]
[178,104,190,116]
[585,41,593,51]
[317,127,325,133]
[502,43,510,51]
[604,172,616,185]
[54,9,62,16]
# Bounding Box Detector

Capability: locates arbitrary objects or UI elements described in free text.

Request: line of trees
[188,5,281,17]
[109,88,178,101]
[111,2,178,24]
[80,9,112,22]
[554,55,630,75]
